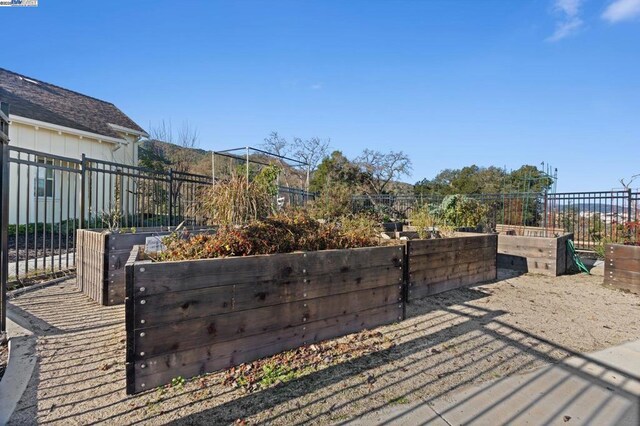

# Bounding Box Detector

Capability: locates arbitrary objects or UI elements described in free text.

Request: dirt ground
[7,269,640,425]
[8,232,74,263]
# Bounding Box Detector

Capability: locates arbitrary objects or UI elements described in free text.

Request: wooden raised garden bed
[76,228,209,306]
[497,233,573,276]
[406,233,497,300]
[495,224,566,238]
[125,244,405,394]
[604,244,640,294]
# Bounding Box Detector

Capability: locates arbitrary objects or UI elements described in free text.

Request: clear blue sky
[3,0,639,192]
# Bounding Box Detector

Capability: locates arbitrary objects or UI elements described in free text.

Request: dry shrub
[158,210,381,261]
[202,166,279,226]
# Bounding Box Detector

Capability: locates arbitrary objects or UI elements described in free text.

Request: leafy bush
[158,210,381,261]
[432,195,488,228]
[408,205,439,239]
[307,182,353,220]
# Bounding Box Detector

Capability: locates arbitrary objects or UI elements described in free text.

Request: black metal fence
[352,192,545,229]
[1,102,10,335]
[546,190,639,250]
[5,148,214,283]
[5,144,316,284]
[353,190,640,250]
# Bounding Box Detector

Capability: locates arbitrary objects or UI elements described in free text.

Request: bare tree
[355,149,412,194]
[292,136,331,171]
[620,174,640,190]
[261,131,289,157]
[147,120,199,173]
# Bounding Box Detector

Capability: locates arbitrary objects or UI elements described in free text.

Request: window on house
[35,158,54,198]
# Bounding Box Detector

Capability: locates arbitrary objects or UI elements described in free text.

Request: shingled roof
[0,68,146,139]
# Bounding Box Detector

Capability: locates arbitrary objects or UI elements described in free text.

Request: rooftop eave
[9,114,129,145]
[107,123,149,139]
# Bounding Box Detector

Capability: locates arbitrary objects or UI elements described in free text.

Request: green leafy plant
[259,363,298,387]
[170,376,185,389]
[408,205,439,239]
[431,194,488,228]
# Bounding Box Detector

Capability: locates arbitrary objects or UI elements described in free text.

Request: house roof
[0,68,147,140]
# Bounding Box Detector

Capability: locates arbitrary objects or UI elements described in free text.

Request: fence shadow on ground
[7,281,126,425]
[6,274,639,425]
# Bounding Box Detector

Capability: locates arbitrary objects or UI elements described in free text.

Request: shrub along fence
[124,232,499,394]
[604,244,640,294]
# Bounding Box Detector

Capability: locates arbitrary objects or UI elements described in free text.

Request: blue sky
[2,0,639,191]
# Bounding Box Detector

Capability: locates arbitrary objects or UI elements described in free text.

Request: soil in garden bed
[7,232,75,263]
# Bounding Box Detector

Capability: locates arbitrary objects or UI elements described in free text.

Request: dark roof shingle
[0,68,146,139]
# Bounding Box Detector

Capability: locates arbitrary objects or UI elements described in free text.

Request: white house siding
[8,120,139,225]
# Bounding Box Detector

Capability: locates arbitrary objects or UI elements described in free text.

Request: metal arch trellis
[211,146,314,207]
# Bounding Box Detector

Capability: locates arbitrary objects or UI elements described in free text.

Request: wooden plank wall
[76,229,108,305]
[407,234,497,300]
[604,244,640,294]
[77,228,182,306]
[497,233,573,276]
[126,245,405,394]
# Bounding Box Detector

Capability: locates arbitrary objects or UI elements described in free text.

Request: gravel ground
[7,269,640,425]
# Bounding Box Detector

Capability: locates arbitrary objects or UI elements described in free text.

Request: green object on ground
[567,239,590,274]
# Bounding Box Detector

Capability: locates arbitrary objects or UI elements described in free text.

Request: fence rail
[4,144,315,283]
[353,190,640,250]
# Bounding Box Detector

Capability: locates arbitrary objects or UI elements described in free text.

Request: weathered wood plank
[130,303,401,393]
[134,264,402,325]
[409,269,496,299]
[134,284,401,357]
[133,245,403,295]
[606,244,640,260]
[605,267,640,285]
[410,259,495,285]
[408,234,495,256]
[408,246,495,272]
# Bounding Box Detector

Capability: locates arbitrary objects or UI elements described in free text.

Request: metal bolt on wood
[140,352,145,356]
[140,300,146,305]
[139,287,145,292]
[140,332,145,337]
[140,319,145,324]
[141,364,146,369]
[139,267,145,272]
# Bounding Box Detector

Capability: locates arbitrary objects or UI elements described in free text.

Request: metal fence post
[0,102,10,337]
[168,169,174,227]
[542,190,548,235]
[79,153,86,229]
[628,188,633,239]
